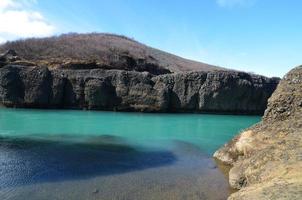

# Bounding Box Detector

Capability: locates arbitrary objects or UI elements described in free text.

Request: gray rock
[0,65,279,114]
[0,50,20,66]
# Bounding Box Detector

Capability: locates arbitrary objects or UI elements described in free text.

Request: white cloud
[216,0,255,8]
[0,0,55,43]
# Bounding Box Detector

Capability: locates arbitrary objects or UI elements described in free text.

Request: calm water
[0,108,260,200]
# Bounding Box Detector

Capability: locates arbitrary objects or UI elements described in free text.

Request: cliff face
[214,66,302,199]
[0,65,279,114]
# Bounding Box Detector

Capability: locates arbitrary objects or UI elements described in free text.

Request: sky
[0,0,301,77]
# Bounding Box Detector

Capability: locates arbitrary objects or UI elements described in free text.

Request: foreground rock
[214,66,302,199]
[0,65,279,114]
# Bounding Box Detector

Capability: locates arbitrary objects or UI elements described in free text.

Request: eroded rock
[214,66,302,199]
[0,65,279,114]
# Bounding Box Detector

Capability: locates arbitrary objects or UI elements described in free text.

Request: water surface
[0,108,260,200]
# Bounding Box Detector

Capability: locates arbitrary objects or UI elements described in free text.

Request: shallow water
[0,108,260,200]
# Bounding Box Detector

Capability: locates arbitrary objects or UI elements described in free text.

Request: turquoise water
[0,108,260,155]
[0,108,260,200]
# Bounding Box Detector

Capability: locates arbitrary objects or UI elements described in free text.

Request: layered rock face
[214,66,302,199]
[0,65,279,114]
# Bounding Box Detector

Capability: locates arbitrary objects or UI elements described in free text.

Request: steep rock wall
[0,65,279,114]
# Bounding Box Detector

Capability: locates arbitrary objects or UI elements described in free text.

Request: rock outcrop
[0,65,279,114]
[214,66,302,199]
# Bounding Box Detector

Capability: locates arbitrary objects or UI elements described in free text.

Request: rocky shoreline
[214,66,302,199]
[0,65,279,114]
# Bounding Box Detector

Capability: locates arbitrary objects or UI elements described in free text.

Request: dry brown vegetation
[0,33,225,73]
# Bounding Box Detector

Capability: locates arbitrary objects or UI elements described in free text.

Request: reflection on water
[0,109,260,200]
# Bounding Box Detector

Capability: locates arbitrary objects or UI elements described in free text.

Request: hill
[0,33,225,74]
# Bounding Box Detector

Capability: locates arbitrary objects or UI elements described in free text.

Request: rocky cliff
[214,66,302,199]
[0,64,279,114]
[0,33,279,114]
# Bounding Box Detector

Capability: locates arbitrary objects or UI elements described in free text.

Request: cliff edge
[214,66,302,199]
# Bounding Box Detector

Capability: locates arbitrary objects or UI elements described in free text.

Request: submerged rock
[214,66,302,199]
[0,65,279,114]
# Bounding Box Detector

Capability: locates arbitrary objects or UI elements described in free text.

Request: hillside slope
[0,33,225,74]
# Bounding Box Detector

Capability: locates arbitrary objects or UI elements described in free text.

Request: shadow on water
[0,135,176,188]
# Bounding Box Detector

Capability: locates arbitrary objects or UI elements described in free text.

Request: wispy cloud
[216,0,255,8]
[0,0,55,43]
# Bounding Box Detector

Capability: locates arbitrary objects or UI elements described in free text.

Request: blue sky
[0,0,301,77]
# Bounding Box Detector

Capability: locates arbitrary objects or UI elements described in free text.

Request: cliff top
[0,33,226,74]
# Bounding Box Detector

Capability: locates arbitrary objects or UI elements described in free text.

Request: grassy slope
[0,33,226,73]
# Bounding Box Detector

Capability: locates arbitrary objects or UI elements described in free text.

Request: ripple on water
[0,135,231,200]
